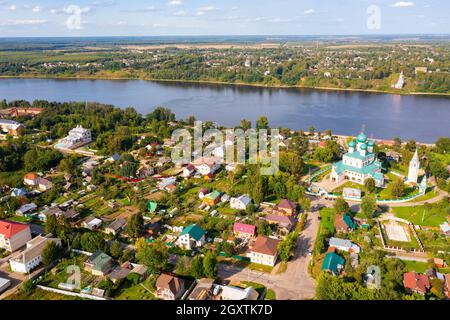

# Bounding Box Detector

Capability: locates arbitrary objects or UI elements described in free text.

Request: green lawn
[402,260,428,273]
[240,281,266,299]
[377,182,417,200]
[319,208,336,235]
[393,205,448,227]
[115,278,156,300]
[248,263,273,273]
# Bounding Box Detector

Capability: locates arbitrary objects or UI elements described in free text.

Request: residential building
[0,119,24,136]
[24,173,53,192]
[329,237,361,253]
[322,252,345,275]
[403,272,430,295]
[0,278,11,294]
[0,220,32,252]
[155,273,185,300]
[233,222,256,239]
[202,191,222,206]
[249,236,280,267]
[9,235,61,273]
[54,125,91,150]
[265,214,296,231]
[273,199,296,216]
[176,224,206,250]
[82,217,103,230]
[330,131,384,187]
[15,203,38,217]
[191,156,221,176]
[188,278,215,300]
[334,214,357,233]
[230,195,252,210]
[104,219,127,236]
[84,250,113,276]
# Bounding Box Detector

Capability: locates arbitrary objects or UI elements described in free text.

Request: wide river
[0,78,449,143]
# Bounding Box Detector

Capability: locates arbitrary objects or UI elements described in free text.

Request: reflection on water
[0,78,449,143]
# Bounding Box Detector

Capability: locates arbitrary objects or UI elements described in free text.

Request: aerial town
[0,101,449,301]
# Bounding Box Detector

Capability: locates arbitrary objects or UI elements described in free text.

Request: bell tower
[407,149,420,183]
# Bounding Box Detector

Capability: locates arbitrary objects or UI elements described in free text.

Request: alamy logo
[367,5,381,30]
[171,121,280,175]
[65,5,83,30]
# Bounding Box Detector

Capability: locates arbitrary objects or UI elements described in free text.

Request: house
[191,156,221,176]
[273,199,296,216]
[15,203,38,217]
[248,236,280,267]
[188,278,215,300]
[0,277,11,294]
[334,214,357,233]
[23,173,39,186]
[157,177,176,190]
[264,214,296,232]
[84,250,113,276]
[82,217,103,230]
[182,164,196,178]
[198,189,209,199]
[230,195,252,210]
[403,272,430,295]
[329,237,360,254]
[155,273,185,300]
[220,285,259,300]
[433,258,446,269]
[0,119,24,136]
[108,266,131,284]
[9,235,61,273]
[147,201,158,213]
[165,184,177,193]
[176,224,206,250]
[38,207,79,222]
[233,222,256,239]
[104,219,127,236]
[107,153,120,163]
[221,194,230,203]
[322,252,345,275]
[54,125,91,150]
[0,220,32,252]
[386,150,402,162]
[203,191,222,206]
[10,188,27,197]
[440,222,450,236]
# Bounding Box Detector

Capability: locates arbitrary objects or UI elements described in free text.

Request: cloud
[173,10,187,16]
[92,0,116,7]
[197,6,217,16]
[6,4,16,11]
[303,9,315,14]
[168,0,183,6]
[391,2,414,7]
[32,6,41,13]
[0,19,48,26]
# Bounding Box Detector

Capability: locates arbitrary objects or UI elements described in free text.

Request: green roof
[88,250,112,272]
[205,191,221,200]
[357,133,367,143]
[343,214,357,229]
[345,151,374,161]
[333,160,383,182]
[321,252,345,273]
[180,224,206,241]
[147,201,158,212]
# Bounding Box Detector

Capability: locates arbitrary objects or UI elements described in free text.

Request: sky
[0,0,449,37]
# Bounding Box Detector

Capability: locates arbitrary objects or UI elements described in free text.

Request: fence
[36,285,109,300]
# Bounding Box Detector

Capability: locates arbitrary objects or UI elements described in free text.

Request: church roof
[334,160,383,182]
[357,133,367,143]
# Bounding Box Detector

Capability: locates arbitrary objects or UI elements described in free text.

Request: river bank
[1,75,449,98]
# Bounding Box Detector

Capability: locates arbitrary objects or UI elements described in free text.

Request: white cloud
[391,2,414,7]
[168,0,183,6]
[7,4,17,11]
[303,9,315,14]
[267,18,292,23]
[173,10,187,16]
[32,6,41,13]
[197,6,217,16]
[0,19,48,26]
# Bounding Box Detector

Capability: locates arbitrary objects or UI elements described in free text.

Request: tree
[280,152,304,175]
[59,157,77,175]
[239,119,252,130]
[135,238,168,273]
[110,241,123,259]
[364,178,376,194]
[300,197,311,212]
[391,178,405,198]
[127,212,144,239]
[360,195,377,219]
[278,232,298,262]
[334,197,350,215]
[405,140,417,152]
[190,255,204,278]
[175,256,192,276]
[41,241,62,266]
[203,251,218,278]
[435,137,450,154]
[45,214,59,236]
[256,116,269,129]
[80,232,107,253]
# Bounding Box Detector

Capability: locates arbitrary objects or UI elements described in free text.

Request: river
[0,78,449,143]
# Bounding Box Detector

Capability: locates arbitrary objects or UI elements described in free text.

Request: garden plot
[384,221,411,242]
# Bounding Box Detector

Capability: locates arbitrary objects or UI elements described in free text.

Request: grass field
[402,260,428,273]
[115,278,156,300]
[393,205,448,227]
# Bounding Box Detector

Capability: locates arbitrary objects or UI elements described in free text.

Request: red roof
[0,220,29,239]
[403,272,430,294]
[277,199,296,211]
[233,222,256,236]
[251,236,280,256]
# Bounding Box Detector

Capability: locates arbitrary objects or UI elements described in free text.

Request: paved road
[218,208,320,300]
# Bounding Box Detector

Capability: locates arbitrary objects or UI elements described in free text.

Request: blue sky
[0,0,448,37]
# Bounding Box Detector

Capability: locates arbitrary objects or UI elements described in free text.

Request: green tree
[41,241,62,266]
[435,137,450,154]
[127,212,144,239]
[278,232,298,262]
[239,119,252,130]
[256,116,269,129]
[203,251,218,278]
[190,255,204,278]
[360,195,377,219]
[110,241,123,259]
[45,214,59,236]
[364,177,376,194]
[280,152,304,175]
[334,197,350,215]
[80,232,107,253]
[391,177,405,198]
[135,238,168,273]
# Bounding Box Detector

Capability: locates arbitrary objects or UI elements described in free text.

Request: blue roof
[322,252,345,273]
[357,133,367,143]
[333,160,383,182]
